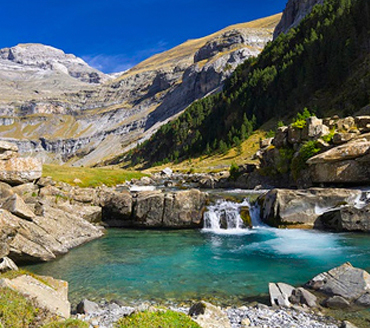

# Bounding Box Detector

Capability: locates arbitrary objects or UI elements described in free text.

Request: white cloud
[82,40,169,74]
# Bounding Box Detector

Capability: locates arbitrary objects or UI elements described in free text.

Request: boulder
[0,182,14,203]
[76,299,100,314]
[273,126,288,148]
[316,203,370,232]
[0,256,18,272]
[98,190,132,225]
[12,183,39,202]
[341,321,359,328]
[306,263,370,303]
[0,141,18,153]
[162,189,208,228]
[0,274,70,318]
[189,301,231,328]
[0,209,20,258]
[259,188,362,227]
[355,116,370,132]
[133,191,165,227]
[2,194,35,221]
[0,157,42,185]
[269,282,294,307]
[333,133,355,145]
[307,139,370,164]
[70,187,98,205]
[301,117,330,140]
[57,204,102,224]
[289,287,317,308]
[335,117,356,131]
[9,204,103,263]
[309,159,370,184]
[287,126,301,144]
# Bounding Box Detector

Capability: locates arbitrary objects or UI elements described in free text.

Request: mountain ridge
[0,14,281,166]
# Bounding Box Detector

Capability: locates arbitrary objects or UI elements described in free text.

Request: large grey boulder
[133,190,165,227]
[162,189,207,228]
[307,139,370,184]
[8,204,103,263]
[0,274,70,318]
[259,188,362,227]
[0,157,42,185]
[306,263,370,308]
[317,203,370,232]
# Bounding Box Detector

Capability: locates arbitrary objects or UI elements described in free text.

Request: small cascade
[203,199,264,233]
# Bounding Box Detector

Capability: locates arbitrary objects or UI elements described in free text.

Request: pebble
[74,300,342,328]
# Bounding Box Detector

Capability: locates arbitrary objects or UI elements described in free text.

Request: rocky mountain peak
[273,0,324,39]
[0,43,107,84]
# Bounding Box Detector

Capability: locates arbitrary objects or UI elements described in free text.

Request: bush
[291,140,321,180]
[114,310,201,328]
[291,108,314,129]
[229,162,241,181]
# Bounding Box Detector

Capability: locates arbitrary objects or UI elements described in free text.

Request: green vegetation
[229,162,241,181]
[0,287,40,328]
[291,140,321,180]
[291,108,314,129]
[43,164,147,187]
[114,310,201,328]
[130,0,370,167]
[41,319,88,328]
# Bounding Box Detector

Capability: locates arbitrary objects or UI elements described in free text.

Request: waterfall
[203,199,264,233]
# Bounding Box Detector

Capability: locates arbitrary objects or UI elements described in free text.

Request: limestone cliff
[273,0,324,39]
[0,14,281,166]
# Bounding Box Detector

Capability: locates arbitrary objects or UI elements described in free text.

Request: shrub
[229,162,241,181]
[114,310,201,328]
[291,140,321,180]
[321,128,336,143]
[291,108,314,129]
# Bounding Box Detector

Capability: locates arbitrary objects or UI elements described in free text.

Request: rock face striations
[273,0,324,39]
[0,15,281,166]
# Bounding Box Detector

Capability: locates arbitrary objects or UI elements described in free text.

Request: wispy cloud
[83,40,169,74]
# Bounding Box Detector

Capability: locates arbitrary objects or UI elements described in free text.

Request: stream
[23,191,370,306]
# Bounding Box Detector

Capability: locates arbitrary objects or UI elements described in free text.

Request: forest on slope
[129,0,370,167]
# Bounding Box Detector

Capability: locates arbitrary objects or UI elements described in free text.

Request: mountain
[273,0,324,39]
[0,14,281,166]
[0,43,108,105]
[130,0,370,167]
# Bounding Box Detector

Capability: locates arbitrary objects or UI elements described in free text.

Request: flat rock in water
[306,263,370,304]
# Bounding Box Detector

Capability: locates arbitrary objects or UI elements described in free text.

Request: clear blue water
[24,227,370,306]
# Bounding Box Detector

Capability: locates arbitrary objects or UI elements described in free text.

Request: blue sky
[0,0,287,73]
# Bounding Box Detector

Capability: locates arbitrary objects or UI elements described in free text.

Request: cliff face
[273,0,324,39]
[0,14,281,166]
